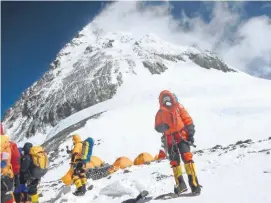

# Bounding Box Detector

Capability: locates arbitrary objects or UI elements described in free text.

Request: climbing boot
[172,165,188,195]
[184,162,201,195]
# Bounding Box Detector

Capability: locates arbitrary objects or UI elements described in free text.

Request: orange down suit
[155,90,194,164]
[154,91,201,193]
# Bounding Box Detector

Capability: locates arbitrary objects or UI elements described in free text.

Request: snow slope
[38,55,271,202]
[41,137,271,203]
[45,60,271,158]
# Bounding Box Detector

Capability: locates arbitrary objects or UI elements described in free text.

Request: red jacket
[9,141,21,175]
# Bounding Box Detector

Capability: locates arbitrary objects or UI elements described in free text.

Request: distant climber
[67,134,94,196]
[1,123,21,203]
[155,90,201,195]
[20,142,48,203]
[14,147,29,203]
[1,134,15,203]
[9,141,21,202]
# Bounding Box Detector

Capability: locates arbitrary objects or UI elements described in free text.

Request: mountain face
[2,23,235,142]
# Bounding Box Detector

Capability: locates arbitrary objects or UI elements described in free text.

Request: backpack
[1,135,14,193]
[29,146,49,179]
[80,137,94,164]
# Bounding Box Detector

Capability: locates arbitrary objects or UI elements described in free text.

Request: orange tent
[113,156,133,169]
[108,156,133,173]
[85,156,104,169]
[133,152,154,165]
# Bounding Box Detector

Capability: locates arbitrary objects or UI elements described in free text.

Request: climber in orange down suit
[155,90,201,195]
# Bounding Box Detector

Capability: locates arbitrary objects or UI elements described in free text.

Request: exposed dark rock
[212,145,223,149]
[123,169,131,174]
[75,33,84,39]
[103,40,114,48]
[84,46,93,54]
[194,150,204,154]
[142,61,168,74]
[154,173,173,181]
[155,53,185,62]
[239,144,248,148]
[186,51,236,72]
[236,139,252,145]
[156,174,172,181]
[258,149,271,153]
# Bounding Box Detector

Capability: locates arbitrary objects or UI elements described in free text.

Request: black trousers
[1,176,13,203]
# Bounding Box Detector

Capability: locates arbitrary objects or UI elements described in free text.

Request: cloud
[90,1,271,79]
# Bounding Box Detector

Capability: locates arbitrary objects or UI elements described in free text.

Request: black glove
[66,146,72,154]
[187,136,194,144]
[14,175,20,191]
[186,124,195,144]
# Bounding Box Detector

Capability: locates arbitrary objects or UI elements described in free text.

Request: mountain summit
[2,23,235,143]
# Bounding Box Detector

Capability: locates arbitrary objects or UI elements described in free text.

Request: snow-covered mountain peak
[3,23,238,144]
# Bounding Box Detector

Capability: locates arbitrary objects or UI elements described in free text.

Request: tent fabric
[61,168,73,185]
[133,152,154,165]
[155,150,167,160]
[85,156,104,169]
[108,157,133,174]
[113,157,133,169]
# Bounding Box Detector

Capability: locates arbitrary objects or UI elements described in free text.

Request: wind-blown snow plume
[90,1,271,78]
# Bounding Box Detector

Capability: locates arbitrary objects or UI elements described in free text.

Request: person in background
[1,122,23,202]
[67,134,87,196]
[14,147,29,203]
[1,133,14,203]
[20,142,48,203]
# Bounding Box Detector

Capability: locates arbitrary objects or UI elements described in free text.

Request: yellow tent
[85,156,104,169]
[133,152,154,165]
